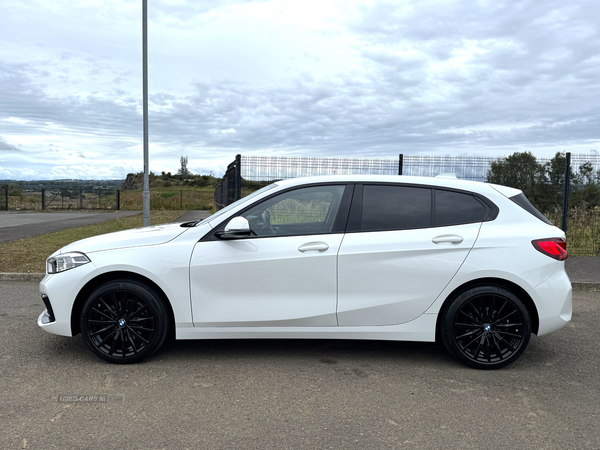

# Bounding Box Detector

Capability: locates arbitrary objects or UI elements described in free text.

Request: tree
[578,161,594,185]
[545,152,579,187]
[486,151,546,206]
[572,161,600,207]
[177,156,192,179]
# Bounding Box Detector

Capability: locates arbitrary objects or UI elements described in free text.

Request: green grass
[0,210,186,274]
[119,187,214,211]
[545,206,600,256]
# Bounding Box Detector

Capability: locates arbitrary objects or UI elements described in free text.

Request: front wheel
[80,280,169,364]
[441,286,531,370]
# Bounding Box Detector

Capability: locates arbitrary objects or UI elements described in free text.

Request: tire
[80,279,169,364]
[441,285,531,370]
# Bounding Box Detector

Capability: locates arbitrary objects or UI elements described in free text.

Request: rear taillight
[532,238,568,261]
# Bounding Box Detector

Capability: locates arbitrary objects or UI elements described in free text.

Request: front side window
[242,185,346,237]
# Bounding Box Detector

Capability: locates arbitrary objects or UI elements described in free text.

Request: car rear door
[337,183,489,326]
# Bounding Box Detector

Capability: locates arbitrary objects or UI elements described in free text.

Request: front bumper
[37,264,97,337]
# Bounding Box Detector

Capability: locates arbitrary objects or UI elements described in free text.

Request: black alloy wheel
[80,280,169,364]
[442,286,531,370]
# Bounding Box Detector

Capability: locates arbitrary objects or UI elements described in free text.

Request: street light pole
[142,0,150,227]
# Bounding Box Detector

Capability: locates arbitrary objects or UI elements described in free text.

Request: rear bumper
[531,267,572,336]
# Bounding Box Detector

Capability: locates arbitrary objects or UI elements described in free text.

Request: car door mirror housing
[216,217,252,239]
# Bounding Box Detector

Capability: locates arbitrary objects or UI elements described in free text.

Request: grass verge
[0,210,185,274]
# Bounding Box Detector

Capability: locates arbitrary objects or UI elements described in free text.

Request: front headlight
[46,252,91,274]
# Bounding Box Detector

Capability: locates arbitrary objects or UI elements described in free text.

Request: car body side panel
[337,223,481,326]
[190,234,344,327]
[423,215,572,335]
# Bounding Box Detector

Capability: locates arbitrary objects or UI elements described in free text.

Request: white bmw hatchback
[38,175,572,369]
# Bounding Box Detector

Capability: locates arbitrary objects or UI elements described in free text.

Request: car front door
[190,184,351,327]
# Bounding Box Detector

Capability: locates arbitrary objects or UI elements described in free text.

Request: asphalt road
[1,282,599,450]
[0,211,141,244]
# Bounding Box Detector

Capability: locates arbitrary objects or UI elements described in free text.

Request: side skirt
[176,313,437,342]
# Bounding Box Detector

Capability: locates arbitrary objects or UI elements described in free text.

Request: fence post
[117,190,120,210]
[561,152,571,232]
[3,185,7,210]
[398,154,403,175]
[42,188,45,210]
[235,154,242,201]
[181,190,183,209]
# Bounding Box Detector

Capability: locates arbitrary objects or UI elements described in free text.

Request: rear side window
[435,190,487,226]
[361,185,431,231]
[510,193,552,225]
[351,183,497,232]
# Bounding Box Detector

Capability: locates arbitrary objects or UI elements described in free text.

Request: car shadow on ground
[38,333,456,368]
[161,337,456,367]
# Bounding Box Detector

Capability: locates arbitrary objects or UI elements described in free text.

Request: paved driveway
[1,282,599,450]
[0,210,211,244]
[0,211,140,244]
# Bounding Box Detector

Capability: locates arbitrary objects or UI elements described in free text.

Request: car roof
[273,174,512,196]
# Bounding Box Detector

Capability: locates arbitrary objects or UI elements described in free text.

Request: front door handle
[432,235,464,245]
[298,242,329,252]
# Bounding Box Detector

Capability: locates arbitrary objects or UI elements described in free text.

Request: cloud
[0,136,20,152]
[0,0,599,180]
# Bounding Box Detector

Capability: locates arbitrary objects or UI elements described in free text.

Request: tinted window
[242,185,345,237]
[435,190,486,226]
[510,193,552,225]
[361,185,431,231]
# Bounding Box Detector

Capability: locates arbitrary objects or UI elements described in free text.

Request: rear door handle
[432,235,464,245]
[298,242,329,252]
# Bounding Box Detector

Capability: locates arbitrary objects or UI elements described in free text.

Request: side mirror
[216,216,252,239]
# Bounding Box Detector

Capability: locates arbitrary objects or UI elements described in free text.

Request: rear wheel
[442,286,531,369]
[80,280,169,364]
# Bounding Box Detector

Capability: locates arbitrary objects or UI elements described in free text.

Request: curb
[1,273,599,292]
[0,273,45,282]
[571,282,600,292]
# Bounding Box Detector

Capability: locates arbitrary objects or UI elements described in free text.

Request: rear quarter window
[434,190,487,227]
[510,193,552,225]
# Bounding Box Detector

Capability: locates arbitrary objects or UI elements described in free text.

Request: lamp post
[142,0,150,227]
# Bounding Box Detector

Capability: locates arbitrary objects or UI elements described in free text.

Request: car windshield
[198,183,278,226]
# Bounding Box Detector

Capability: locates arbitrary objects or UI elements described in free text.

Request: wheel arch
[435,278,539,341]
[70,271,175,337]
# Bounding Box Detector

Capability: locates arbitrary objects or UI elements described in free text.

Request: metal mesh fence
[402,155,497,181]
[241,155,400,181]
[1,188,119,211]
[1,188,214,212]
[239,153,600,182]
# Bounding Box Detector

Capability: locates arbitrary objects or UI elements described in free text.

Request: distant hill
[0,179,124,190]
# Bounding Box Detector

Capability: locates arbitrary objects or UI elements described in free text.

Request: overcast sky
[0,0,598,180]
